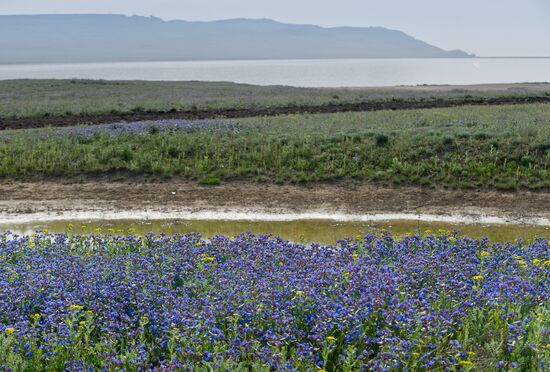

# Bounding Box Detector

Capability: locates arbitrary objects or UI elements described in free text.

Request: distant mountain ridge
[0,14,475,64]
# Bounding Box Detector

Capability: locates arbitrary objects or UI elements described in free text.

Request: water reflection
[1,59,550,87]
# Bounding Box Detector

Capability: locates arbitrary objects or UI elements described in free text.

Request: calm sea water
[1,58,549,87]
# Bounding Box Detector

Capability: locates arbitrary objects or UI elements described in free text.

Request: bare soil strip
[1,180,548,225]
[2,95,550,131]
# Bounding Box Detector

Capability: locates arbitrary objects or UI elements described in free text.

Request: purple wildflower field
[0,231,548,370]
[0,119,238,143]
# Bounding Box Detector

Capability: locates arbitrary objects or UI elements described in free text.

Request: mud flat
[1,180,548,224]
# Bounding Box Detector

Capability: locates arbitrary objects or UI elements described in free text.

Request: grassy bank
[1,104,549,189]
[1,80,550,119]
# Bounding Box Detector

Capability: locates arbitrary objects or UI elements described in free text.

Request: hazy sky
[1,0,549,56]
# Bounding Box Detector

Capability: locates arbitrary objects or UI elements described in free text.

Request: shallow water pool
[2,219,549,244]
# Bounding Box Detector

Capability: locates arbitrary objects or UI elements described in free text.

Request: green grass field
[1,79,549,119]
[1,103,549,189]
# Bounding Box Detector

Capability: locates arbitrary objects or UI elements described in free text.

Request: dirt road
[1,180,548,224]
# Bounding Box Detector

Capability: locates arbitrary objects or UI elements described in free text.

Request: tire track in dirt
[2,95,550,131]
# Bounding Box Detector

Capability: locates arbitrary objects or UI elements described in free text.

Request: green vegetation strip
[1,104,549,190]
[2,79,550,120]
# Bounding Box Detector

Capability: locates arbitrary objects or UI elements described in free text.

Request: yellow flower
[79,321,86,326]
[326,336,337,342]
[69,304,84,311]
[468,351,476,357]
[459,360,473,366]
[533,259,541,266]
[412,352,420,357]
[424,229,432,234]
[32,313,40,321]
[479,251,490,258]
[473,275,484,281]
[449,236,456,242]
[318,369,327,372]
[200,254,215,263]
[352,253,359,260]
[543,260,550,267]
[5,328,15,335]
[295,290,305,296]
